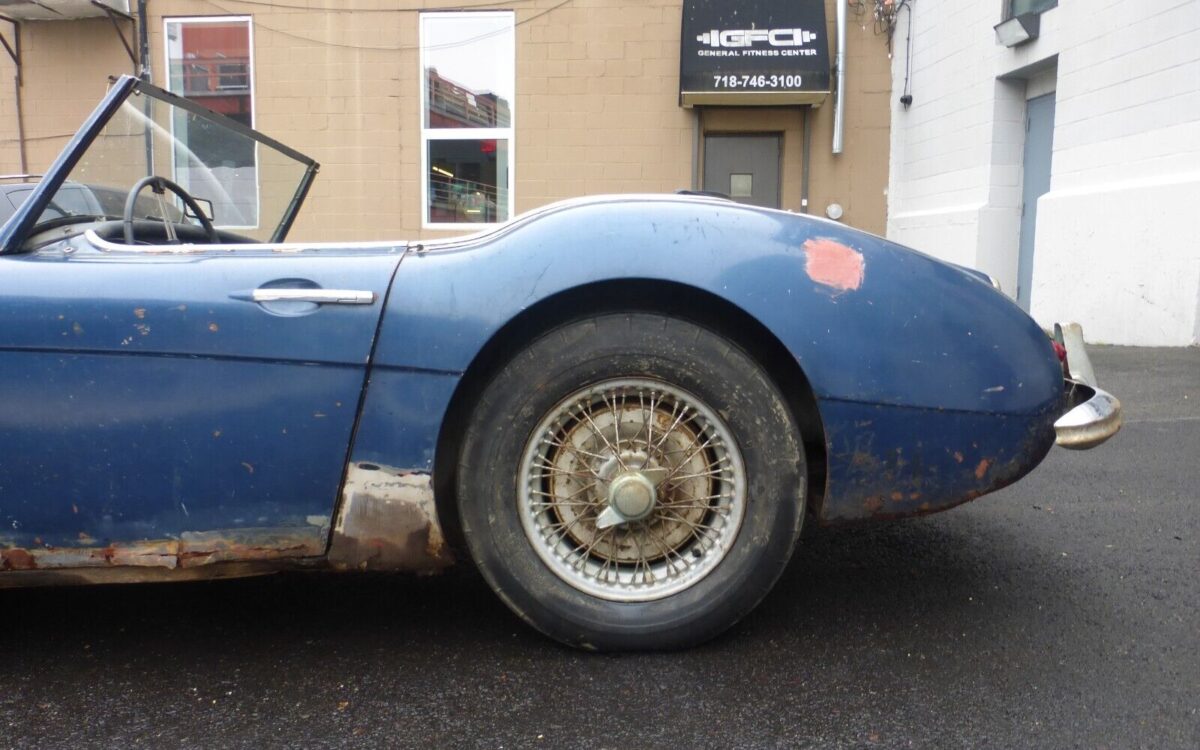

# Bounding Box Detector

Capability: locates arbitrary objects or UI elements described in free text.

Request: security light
[994,13,1041,47]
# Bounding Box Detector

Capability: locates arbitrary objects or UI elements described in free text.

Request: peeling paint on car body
[327,463,454,572]
[802,237,865,292]
[0,75,1094,591]
[817,396,1060,522]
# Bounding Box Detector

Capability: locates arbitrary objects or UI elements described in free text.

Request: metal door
[1018,93,1055,310]
[0,245,401,561]
[703,134,782,209]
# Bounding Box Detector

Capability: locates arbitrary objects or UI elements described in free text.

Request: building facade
[886,0,1200,346]
[0,0,893,244]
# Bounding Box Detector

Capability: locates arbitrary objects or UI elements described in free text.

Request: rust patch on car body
[974,459,991,479]
[817,397,1060,525]
[802,238,865,292]
[1,466,455,583]
[327,463,454,572]
[0,527,325,585]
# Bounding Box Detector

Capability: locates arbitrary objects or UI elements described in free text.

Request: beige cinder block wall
[0,1,890,241]
[691,4,892,234]
[0,18,135,176]
[807,2,892,235]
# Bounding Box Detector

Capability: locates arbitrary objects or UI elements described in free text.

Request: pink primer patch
[802,238,865,292]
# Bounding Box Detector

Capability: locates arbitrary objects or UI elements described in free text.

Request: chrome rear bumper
[1053,322,1122,450]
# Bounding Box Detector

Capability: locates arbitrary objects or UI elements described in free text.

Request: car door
[0,241,403,568]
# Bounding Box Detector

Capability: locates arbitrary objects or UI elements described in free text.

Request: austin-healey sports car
[0,76,1120,650]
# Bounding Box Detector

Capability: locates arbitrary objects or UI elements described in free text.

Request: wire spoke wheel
[458,313,805,650]
[519,377,747,601]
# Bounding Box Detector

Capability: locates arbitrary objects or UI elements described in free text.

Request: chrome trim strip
[250,289,376,305]
[1055,383,1122,450]
[83,229,408,254]
[1052,321,1121,449]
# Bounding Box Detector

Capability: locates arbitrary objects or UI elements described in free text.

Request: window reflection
[166,18,257,227]
[427,68,512,129]
[422,14,514,129]
[428,139,509,224]
[422,12,514,226]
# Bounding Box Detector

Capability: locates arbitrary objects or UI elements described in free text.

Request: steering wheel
[123,175,218,245]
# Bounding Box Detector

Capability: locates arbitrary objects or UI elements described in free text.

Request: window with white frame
[421,12,515,228]
[164,16,258,228]
[1006,0,1057,18]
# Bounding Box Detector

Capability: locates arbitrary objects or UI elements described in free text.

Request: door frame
[701,131,784,209]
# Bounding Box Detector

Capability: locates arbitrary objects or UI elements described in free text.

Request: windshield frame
[0,74,319,254]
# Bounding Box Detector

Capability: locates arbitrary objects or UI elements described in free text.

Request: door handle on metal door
[238,289,377,305]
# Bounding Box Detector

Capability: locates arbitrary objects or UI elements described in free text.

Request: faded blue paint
[363,197,1063,521]
[818,398,1057,521]
[0,197,1066,561]
[0,240,401,550]
[349,368,460,473]
[0,76,1071,572]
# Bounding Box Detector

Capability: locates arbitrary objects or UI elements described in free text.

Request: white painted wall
[886,0,1200,346]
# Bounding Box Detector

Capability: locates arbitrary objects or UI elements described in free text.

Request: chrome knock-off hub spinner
[519,378,747,602]
[597,466,671,529]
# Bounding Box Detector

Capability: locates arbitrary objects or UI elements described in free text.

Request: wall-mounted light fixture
[993,12,1040,47]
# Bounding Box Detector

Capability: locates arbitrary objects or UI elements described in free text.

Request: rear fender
[347,197,1063,549]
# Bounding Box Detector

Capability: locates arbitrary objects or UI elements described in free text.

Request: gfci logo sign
[679,1,832,102]
[696,28,819,48]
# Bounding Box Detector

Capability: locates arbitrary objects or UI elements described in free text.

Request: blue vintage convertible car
[0,76,1120,649]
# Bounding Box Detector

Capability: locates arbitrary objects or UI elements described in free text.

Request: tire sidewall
[457,313,804,650]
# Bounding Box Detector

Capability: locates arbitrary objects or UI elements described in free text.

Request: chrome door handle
[247,289,376,305]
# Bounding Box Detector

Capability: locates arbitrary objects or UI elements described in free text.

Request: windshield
[32,84,313,242]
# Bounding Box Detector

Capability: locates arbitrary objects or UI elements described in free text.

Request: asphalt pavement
[2,346,1197,749]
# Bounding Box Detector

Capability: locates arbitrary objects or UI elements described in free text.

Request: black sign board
[680,0,831,106]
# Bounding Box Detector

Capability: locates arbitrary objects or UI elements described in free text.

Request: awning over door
[0,1,129,21]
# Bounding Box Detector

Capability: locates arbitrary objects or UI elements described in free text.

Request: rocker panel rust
[0,527,326,586]
[0,464,458,584]
[327,462,454,572]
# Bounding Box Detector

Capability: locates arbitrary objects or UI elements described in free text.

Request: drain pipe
[137,0,153,173]
[832,0,846,154]
[13,26,24,174]
[801,106,811,213]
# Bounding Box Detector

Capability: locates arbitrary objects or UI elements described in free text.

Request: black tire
[456,313,806,650]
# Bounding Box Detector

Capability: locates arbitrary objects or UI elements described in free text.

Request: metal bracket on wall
[0,15,19,85]
[0,14,26,173]
[91,0,139,73]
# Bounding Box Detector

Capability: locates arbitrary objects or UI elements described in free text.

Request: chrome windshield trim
[82,229,407,254]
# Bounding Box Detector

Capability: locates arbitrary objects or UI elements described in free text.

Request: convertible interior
[89,219,256,246]
[9,76,316,254]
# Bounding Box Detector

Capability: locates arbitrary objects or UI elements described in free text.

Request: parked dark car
[0,76,1120,649]
[0,176,183,227]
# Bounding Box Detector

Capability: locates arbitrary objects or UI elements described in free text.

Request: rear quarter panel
[356,197,1062,528]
